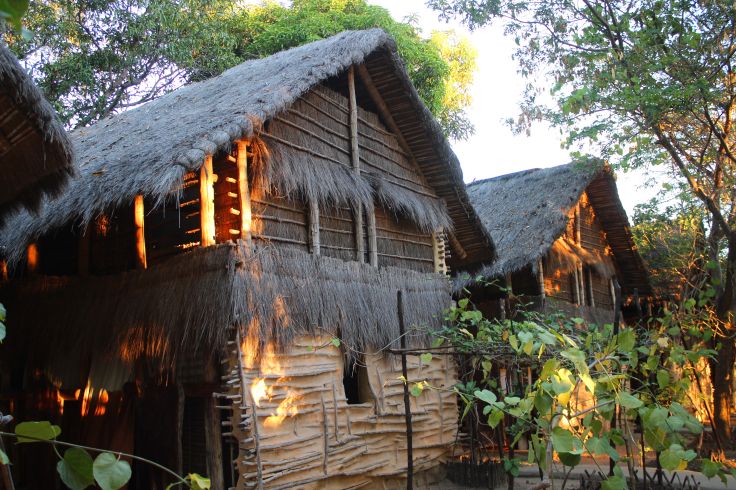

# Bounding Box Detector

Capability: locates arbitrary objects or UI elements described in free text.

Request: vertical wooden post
[134,195,147,269]
[203,355,224,490]
[200,155,216,247]
[236,140,252,247]
[235,328,263,490]
[367,209,378,267]
[575,204,585,305]
[537,258,545,300]
[348,65,365,262]
[309,200,320,256]
[26,243,38,274]
[397,290,413,490]
[586,267,595,307]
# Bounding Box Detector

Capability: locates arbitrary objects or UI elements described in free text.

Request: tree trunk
[712,238,736,449]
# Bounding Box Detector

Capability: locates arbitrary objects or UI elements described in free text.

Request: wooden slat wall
[252,195,309,252]
[319,205,355,261]
[375,207,434,273]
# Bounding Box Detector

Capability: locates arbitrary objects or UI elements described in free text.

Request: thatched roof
[0,43,74,222]
[463,162,651,296]
[4,243,450,387]
[0,29,493,263]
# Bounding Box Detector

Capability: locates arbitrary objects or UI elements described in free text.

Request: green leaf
[617,392,643,409]
[504,396,520,406]
[92,453,131,490]
[410,383,423,397]
[15,421,61,442]
[551,427,575,453]
[188,473,211,490]
[330,338,341,348]
[616,329,635,352]
[656,369,670,389]
[57,448,94,490]
[0,449,8,465]
[419,352,433,364]
[0,322,5,343]
[601,475,627,490]
[473,389,497,405]
[488,408,504,428]
[659,447,685,471]
[540,359,558,380]
[0,303,6,322]
[558,451,581,467]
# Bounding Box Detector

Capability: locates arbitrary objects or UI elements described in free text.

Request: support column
[432,230,448,274]
[134,194,147,269]
[367,209,378,267]
[348,65,365,263]
[236,140,252,247]
[537,258,545,300]
[309,200,320,256]
[200,155,216,247]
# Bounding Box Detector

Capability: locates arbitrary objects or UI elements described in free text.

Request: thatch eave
[0,43,74,223]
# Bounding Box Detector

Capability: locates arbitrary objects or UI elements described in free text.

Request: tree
[427,0,736,449]
[5,0,476,139]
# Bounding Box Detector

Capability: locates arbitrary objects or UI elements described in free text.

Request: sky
[369,0,660,216]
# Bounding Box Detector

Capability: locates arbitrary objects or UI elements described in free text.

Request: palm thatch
[460,161,651,295]
[0,29,492,263]
[0,43,74,222]
[4,242,450,387]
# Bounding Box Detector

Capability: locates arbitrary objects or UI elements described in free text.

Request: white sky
[369,0,660,216]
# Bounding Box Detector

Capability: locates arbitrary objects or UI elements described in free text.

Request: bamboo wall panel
[226,335,457,490]
[252,195,309,252]
[319,205,355,261]
[375,207,434,273]
[214,155,241,243]
[145,171,201,265]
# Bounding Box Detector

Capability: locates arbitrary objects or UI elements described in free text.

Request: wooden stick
[309,200,320,256]
[200,155,216,247]
[432,230,447,274]
[367,208,378,267]
[134,194,147,269]
[537,258,546,301]
[397,290,413,490]
[237,141,253,247]
[348,66,365,263]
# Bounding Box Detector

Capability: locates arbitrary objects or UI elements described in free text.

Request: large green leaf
[617,391,643,409]
[188,473,211,490]
[57,448,94,490]
[551,427,575,453]
[473,389,497,405]
[15,421,61,443]
[601,475,627,490]
[93,453,131,490]
[0,449,8,465]
[558,451,581,467]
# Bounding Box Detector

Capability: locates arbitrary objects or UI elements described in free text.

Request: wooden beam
[447,232,467,261]
[348,66,365,263]
[309,200,320,255]
[26,243,38,274]
[356,64,413,158]
[134,194,147,269]
[537,258,545,299]
[236,140,252,247]
[200,155,216,247]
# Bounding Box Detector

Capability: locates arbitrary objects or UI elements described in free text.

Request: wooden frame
[200,155,216,247]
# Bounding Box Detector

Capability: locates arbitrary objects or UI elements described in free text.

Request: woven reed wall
[319,204,356,261]
[579,193,615,309]
[252,195,310,253]
[226,334,458,490]
[375,207,434,273]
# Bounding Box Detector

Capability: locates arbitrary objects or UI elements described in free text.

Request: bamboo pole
[397,290,413,490]
[200,155,216,247]
[367,209,378,267]
[309,200,320,256]
[236,140,252,247]
[537,258,545,300]
[348,65,365,263]
[134,195,147,269]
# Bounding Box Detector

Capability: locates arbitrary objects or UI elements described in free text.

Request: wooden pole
[203,356,224,489]
[309,200,320,256]
[537,259,545,300]
[200,155,216,247]
[367,209,378,267]
[235,328,263,490]
[26,243,38,274]
[236,140,252,247]
[348,65,365,263]
[134,194,147,269]
[432,230,447,274]
[397,290,413,490]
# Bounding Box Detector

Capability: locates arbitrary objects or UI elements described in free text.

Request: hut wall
[228,335,457,490]
[375,207,434,273]
[251,194,310,252]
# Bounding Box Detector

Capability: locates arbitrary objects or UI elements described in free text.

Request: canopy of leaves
[6,0,476,139]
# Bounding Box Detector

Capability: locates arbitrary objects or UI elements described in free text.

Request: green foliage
[15,420,61,442]
[57,448,94,490]
[438,296,732,483]
[92,453,131,490]
[7,0,476,139]
[0,0,28,30]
